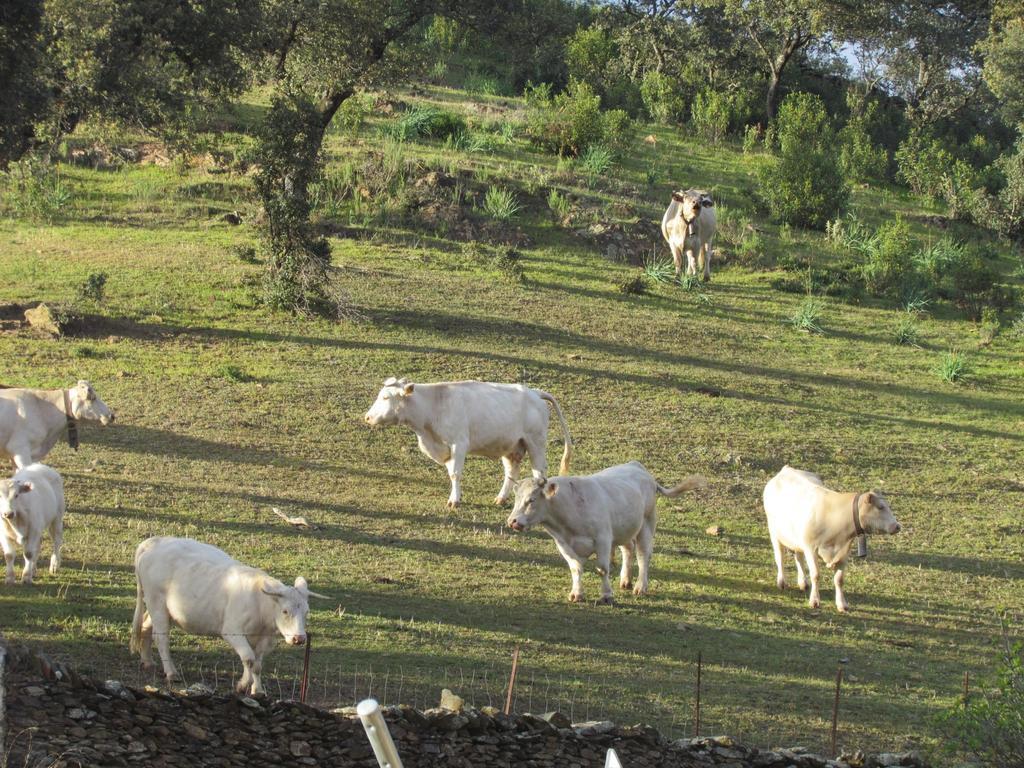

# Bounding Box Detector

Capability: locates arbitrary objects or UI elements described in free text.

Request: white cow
[0,381,115,468]
[364,378,573,508]
[0,463,65,585]
[130,536,327,694]
[763,465,901,612]
[507,461,705,604]
[661,189,716,281]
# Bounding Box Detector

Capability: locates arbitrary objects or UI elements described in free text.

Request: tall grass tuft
[482,186,521,221]
[934,349,969,383]
[578,145,613,186]
[642,255,677,285]
[790,297,825,333]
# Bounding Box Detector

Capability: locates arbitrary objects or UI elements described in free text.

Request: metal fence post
[694,651,702,738]
[357,698,404,768]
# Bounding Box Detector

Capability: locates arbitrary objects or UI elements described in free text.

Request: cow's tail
[130,579,146,655]
[536,391,573,475]
[657,475,707,497]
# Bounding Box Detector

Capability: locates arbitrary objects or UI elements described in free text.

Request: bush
[895,129,956,200]
[578,145,613,187]
[790,297,825,333]
[481,186,521,220]
[839,115,888,182]
[2,155,73,222]
[547,188,570,221]
[742,125,762,155]
[524,80,630,158]
[640,71,687,124]
[690,90,730,145]
[385,106,467,142]
[942,636,1024,766]
[934,349,970,384]
[944,244,1008,320]
[335,92,374,137]
[76,272,108,304]
[617,271,649,295]
[992,137,1024,240]
[862,217,916,298]
[757,93,849,230]
[566,26,617,93]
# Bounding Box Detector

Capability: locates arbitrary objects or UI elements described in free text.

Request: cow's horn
[305,590,332,600]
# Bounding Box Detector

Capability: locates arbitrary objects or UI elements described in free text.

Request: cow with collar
[661,189,716,281]
[0,381,114,468]
[763,465,901,612]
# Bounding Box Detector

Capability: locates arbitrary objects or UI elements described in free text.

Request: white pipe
[357,698,404,768]
[605,747,623,768]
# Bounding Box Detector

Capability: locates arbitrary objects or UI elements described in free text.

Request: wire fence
[26,634,853,753]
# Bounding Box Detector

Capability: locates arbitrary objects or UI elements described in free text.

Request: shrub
[336,92,374,137]
[941,635,1024,766]
[742,125,761,155]
[934,349,970,383]
[482,186,521,220]
[601,109,634,158]
[524,80,606,156]
[862,217,916,298]
[944,244,1006,320]
[566,26,617,94]
[894,313,922,347]
[640,71,687,124]
[839,115,888,182]
[76,272,108,304]
[385,106,467,142]
[895,129,956,200]
[690,89,730,145]
[642,255,677,285]
[547,188,570,221]
[617,271,648,295]
[465,72,504,96]
[757,93,849,230]
[992,137,1024,240]
[578,145,613,187]
[790,297,825,333]
[2,155,73,222]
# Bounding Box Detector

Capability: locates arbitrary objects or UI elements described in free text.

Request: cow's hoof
[797,580,807,591]
[619,580,633,591]
[139,661,154,672]
[808,599,820,610]
[837,604,849,613]
[568,592,584,603]
[632,586,646,596]
[4,578,14,586]
[776,577,786,590]
[598,596,615,606]
[446,501,460,510]
[493,496,507,506]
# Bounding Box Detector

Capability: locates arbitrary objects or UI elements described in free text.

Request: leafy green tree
[0,0,49,166]
[981,1,1024,130]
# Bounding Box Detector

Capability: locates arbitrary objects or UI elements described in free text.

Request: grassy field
[1,85,1022,759]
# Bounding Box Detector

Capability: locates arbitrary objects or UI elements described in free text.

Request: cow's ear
[543,481,558,498]
[383,377,397,386]
[864,491,878,507]
[403,383,415,396]
[294,576,308,591]
[15,481,32,495]
[671,191,685,202]
[261,579,287,598]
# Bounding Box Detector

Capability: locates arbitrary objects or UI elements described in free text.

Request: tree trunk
[765,69,782,123]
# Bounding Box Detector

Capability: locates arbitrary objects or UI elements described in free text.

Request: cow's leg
[618,543,634,590]
[634,525,654,596]
[1,533,15,585]
[833,562,849,613]
[224,634,259,694]
[595,537,614,605]
[770,533,786,589]
[139,612,155,670]
[21,532,41,584]
[670,243,683,280]
[523,435,547,480]
[685,246,698,276]
[149,606,179,684]
[444,444,467,509]
[495,454,521,505]
[49,517,63,574]
[552,539,585,603]
[802,549,820,608]
[794,550,807,591]
[701,241,712,282]
[9,442,32,470]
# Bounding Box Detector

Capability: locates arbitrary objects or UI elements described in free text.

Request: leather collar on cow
[851,493,865,536]
[63,389,79,450]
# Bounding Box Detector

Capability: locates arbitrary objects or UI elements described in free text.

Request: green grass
[0,84,1022,761]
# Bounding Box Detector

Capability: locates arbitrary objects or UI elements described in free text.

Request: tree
[252,0,503,314]
[0,0,49,166]
[980,0,1024,130]
[717,0,839,123]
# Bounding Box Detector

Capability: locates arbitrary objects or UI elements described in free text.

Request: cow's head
[0,479,31,522]
[261,576,328,646]
[858,492,901,535]
[507,477,559,532]
[671,190,703,224]
[363,377,415,427]
[68,380,115,425]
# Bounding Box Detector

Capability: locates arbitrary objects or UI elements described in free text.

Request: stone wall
[1,640,928,768]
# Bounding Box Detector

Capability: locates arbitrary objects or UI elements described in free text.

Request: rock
[540,711,571,729]
[103,680,134,702]
[24,303,64,337]
[289,740,312,757]
[23,686,45,697]
[185,683,214,697]
[706,525,725,536]
[239,697,261,709]
[439,687,465,712]
[520,713,557,734]
[572,720,616,736]
[182,721,208,741]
